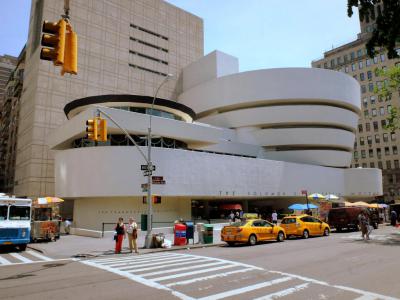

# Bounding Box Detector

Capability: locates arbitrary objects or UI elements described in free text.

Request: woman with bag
[114,217,126,254]
[126,217,139,254]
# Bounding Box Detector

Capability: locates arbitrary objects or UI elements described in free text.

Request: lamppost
[144,73,174,249]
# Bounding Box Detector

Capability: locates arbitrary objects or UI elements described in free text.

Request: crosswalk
[0,250,54,266]
[81,253,399,300]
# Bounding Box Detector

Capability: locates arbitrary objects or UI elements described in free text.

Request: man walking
[272,210,278,224]
[391,210,398,226]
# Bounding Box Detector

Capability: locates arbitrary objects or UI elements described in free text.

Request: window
[373,56,379,64]
[370,96,376,104]
[383,133,388,142]
[361,150,366,158]
[355,164,360,168]
[366,123,371,131]
[387,105,392,114]
[366,59,371,66]
[369,83,374,92]
[391,133,396,141]
[359,61,363,69]
[358,124,363,132]
[395,160,399,169]
[373,121,378,131]
[377,81,382,90]
[377,148,382,158]
[378,161,383,169]
[344,55,348,63]
[360,137,365,145]
[361,163,367,168]
[345,66,349,73]
[364,109,369,117]
[330,59,335,68]
[337,57,341,65]
[379,107,385,115]
[380,53,385,62]
[361,86,367,94]
[386,160,391,169]
[369,149,374,158]
[370,162,375,168]
[360,73,365,81]
[357,49,363,58]
[350,52,355,60]
[374,134,380,143]
[324,62,328,69]
[368,136,373,144]
[354,151,359,159]
[393,146,398,155]
[372,108,377,116]
[352,63,356,71]
[0,206,7,220]
[367,70,373,80]
[385,147,390,155]
[9,206,30,220]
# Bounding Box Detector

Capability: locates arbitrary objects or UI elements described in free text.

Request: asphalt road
[1,226,400,300]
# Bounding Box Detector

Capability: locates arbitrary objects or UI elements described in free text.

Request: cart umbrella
[37,197,64,204]
[307,193,326,201]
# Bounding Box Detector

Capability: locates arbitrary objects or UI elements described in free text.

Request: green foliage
[375,65,400,131]
[347,0,400,59]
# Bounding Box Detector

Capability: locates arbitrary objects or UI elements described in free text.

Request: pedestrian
[126,217,139,254]
[64,218,71,235]
[390,210,397,226]
[235,211,240,222]
[272,210,278,224]
[229,211,235,222]
[114,217,126,254]
[358,211,369,241]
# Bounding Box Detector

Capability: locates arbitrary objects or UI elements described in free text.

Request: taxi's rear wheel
[323,228,330,236]
[302,229,309,239]
[248,234,257,246]
[277,231,285,242]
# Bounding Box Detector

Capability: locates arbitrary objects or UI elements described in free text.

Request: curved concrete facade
[179,61,360,167]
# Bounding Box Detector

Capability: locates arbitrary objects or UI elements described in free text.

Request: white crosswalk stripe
[81,253,400,300]
[0,251,54,266]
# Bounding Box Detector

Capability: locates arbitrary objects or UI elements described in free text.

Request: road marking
[139,261,226,277]
[152,264,238,282]
[0,255,11,265]
[90,253,180,264]
[26,250,53,261]
[253,283,310,300]
[81,253,400,300]
[165,268,255,287]
[9,252,33,263]
[196,277,293,300]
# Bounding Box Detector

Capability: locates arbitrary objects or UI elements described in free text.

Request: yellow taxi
[221,219,286,246]
[280,215,330,239]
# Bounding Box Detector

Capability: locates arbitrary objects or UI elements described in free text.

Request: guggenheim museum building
[49,51,382,234]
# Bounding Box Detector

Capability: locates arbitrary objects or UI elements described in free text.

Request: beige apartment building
[312,6,400,203]
[0,54,18,190]
[13,0,203,198]
[0,49,26,193]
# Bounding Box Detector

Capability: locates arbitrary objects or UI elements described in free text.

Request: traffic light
[40,19,66,66]
[61,23,78,75]
[86,119,98,141]
[40,18,78,75]
[97,118,108,142]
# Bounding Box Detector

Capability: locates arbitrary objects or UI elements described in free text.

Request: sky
[0,0,360,71]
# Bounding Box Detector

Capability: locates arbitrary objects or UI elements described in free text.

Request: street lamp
[144,73,174,249]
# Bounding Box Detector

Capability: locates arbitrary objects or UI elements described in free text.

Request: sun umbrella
[352,201,370,207]
[289,203,318,210]
[325,194,340,201]
[307,193,326,201]
[37,197,64,204]
[368,203,380,208]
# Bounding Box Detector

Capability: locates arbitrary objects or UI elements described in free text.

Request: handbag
[113,233,117,241]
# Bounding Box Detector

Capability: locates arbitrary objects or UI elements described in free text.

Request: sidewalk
[28,229,225,259]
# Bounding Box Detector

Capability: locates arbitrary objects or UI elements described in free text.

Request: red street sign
[152,176,163,181]
[301,190,307,195]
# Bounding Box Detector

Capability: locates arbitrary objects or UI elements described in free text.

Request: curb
[139,242,225,254]
[27,245,45,254]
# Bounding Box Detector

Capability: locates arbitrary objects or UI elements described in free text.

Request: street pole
[144,73,173,249]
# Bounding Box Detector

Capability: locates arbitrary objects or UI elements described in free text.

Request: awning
[219,204,242,210]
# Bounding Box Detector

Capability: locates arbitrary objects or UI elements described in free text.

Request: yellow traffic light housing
[40,19,66,66]
[61,23,78,75]
[86,119,98,141]
[97,118,108,142]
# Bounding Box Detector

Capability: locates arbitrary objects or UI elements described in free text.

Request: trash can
[203,224,213,244]
[197,223,204,244]
[185,221,194,244]
[141,214,147,231]
[174,223,187,246]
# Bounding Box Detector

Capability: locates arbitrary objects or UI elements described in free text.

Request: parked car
[327,207,379,232]
[280,215,330,239]
[221,219,286,246]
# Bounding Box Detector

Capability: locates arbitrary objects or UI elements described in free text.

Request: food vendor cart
[31,197,63,242]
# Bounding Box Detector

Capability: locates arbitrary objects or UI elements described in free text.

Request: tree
[347,0,400,59]
[375,65,400,131]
